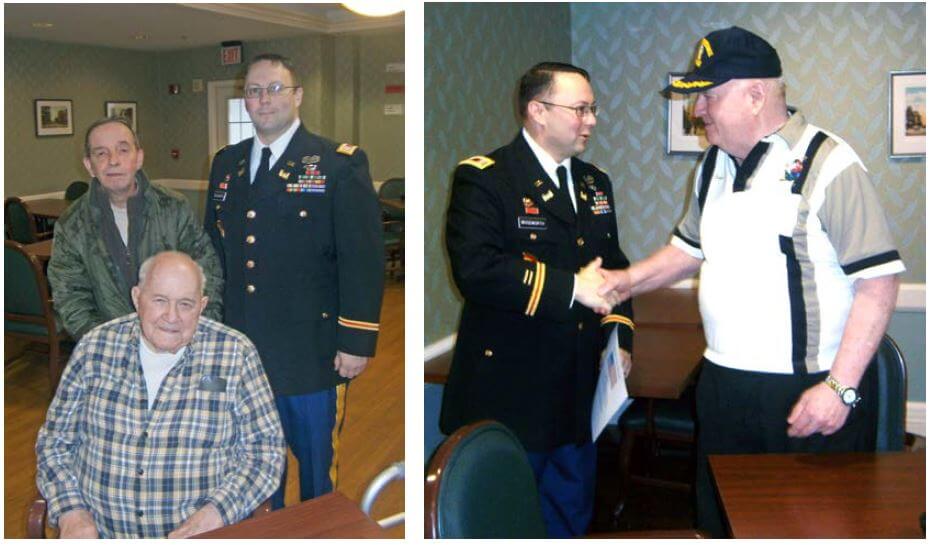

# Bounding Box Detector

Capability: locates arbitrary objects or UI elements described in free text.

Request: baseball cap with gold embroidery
[664,26,782,94]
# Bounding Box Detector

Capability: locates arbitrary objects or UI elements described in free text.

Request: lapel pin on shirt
[542,189,554,202]
[534,179,544,188]
[279,169,291,180]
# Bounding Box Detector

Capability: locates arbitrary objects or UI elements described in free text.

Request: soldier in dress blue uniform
[204,53,384,509]
[441,62,635,537]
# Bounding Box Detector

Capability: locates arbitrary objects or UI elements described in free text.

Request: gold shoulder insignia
[214,144,229,156]
[336,143,358,156]
[458,155,495,170]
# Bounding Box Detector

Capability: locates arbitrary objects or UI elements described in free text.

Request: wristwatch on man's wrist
[824,374,861,408]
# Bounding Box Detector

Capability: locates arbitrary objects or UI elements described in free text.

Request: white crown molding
[179,3,403,34]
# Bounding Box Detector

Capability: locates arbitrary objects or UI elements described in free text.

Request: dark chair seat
[620,395,696,437]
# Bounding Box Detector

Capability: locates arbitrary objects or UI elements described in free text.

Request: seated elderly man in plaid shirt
[36,251,285,538]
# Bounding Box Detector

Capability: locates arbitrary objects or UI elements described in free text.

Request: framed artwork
[889,70,925,158]
[34,99,73,137]
[666,73,708,154]
[105,101,138,132]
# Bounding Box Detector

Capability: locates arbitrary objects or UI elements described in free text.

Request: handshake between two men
[573,257,630,315]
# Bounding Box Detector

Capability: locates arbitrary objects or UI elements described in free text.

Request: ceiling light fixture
[341,1,404,17]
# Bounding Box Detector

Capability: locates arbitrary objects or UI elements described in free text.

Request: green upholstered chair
[64,181,89,202]
[872,334,907,452]
[378,178,405,221]
[4,240,67,393]
[425,420,547,538]
[5,197,52,244]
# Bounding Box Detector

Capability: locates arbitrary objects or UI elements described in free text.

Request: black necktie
[256,147,272,184]
[556,165,574,213]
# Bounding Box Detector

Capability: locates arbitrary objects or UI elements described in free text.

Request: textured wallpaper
[5,29,404,196]
[4,38,157,195]
[424,2,572,344]
[424,2,925,345]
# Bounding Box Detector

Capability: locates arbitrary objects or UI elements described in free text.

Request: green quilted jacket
[48,173,223,339]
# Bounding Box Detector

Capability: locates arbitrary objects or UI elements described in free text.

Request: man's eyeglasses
[244,83,301,99]
[537,101,599,118]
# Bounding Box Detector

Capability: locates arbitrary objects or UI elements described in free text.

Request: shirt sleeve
[35,342,93,527]
[593,172,635,353]
[446,163,576,321]
[817,161,906,280]
[203,338,285,525]
[670,150,709,260]
[47,222,105,339]
[332,147,385,357]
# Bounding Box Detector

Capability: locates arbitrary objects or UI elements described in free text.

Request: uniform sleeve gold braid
[337,316,380,332]
[523,269,532,286]
[600,314,635,330]
[524,262,545,316]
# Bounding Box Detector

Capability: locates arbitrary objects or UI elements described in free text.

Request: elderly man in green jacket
[48,117,223,340]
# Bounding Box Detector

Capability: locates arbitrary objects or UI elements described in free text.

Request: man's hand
[575,258,619,314]
[334,351,369,378]
[786,382,851,437]
[58,509,98,539]
[167,503,224,538]
[597,266,632,303]
[601,348,632,378]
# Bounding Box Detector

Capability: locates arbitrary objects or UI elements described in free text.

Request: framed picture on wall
[666,73,708,154]
[105,101,138,132]
[889,71,925,158]
[34,99,73,137]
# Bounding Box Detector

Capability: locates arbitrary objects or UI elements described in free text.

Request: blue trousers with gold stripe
[527,441,597,537]
[271,384,347,509]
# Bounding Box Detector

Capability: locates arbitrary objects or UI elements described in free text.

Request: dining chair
[64,181,89,202]
[378,178,405,222]
[872,334,907,452]
[4,241,67,394]
[361,461,405,528]
[425,420,707,539]
[4,197,52,244]
[383,220,404,279]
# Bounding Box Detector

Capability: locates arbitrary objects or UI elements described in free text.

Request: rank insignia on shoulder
[337,143,358,156]
[458,155,495,170]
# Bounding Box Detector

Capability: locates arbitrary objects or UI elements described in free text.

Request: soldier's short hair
[517,62,591,119]
[246,53,301,87]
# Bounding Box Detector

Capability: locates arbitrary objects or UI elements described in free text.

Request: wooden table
[709,451,926,538]
[24,198,70,219]
[191,492,387,538]
[22,238,54,261]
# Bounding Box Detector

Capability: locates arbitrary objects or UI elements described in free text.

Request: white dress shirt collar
[250,117,301,184]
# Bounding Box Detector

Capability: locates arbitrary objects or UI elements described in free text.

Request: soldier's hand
[575,258,616,314]
[597,267,632,302]
[59,509,99,539]
[334,351,369,378]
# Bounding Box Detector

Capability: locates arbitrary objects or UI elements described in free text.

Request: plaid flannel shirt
[36,314,285,538]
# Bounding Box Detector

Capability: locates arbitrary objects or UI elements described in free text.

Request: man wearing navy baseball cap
[600,26,904,536]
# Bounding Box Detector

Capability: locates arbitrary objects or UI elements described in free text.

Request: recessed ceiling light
[31,22,54,29]
[341,1,404,17]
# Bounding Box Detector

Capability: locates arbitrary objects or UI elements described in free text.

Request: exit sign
[221,43,242,66]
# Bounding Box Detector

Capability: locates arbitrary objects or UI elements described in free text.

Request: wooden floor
[4,280,404,538]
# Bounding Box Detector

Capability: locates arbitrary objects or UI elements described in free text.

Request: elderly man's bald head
[132,252,209,353]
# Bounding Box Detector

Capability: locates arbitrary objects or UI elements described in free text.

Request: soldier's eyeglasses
[537,101,599,118]
[244,83,301,99]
